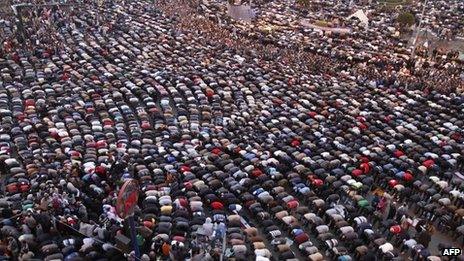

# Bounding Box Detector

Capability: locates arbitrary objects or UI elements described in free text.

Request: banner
[227,4,255,22]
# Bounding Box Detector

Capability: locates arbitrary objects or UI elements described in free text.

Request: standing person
[377,195,389,220]
[108,157,127,181]
[0,159,6,176]
[396,203,408,222]
[161,241,170,257]
[387,201,397,220]
[416,228,431,248]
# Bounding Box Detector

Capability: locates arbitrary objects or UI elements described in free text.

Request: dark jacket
[416,231,431,248]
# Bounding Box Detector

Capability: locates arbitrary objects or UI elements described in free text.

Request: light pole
[410,0,428,59]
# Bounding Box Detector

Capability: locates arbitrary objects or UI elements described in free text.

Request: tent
[227,4,255,22]
[348,10,369,27]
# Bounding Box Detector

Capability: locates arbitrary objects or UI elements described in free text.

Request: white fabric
[379,242,394,253]
[348,10,369,27]
[404,239,417,248]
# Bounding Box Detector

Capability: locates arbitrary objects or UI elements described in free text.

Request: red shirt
[211,148,222,155]
[451,133,461,141]
[95,166,106,177]
[423,159,435,169]
[211,201,224,210]
[394,150,404,158]
[291,139,301,147]
[384,115,392,122]
[177,198,188,208]
[103,119,114,126]
[388,179,399,188]
[180,165,190,173]
[141,121,150,129]
[252,169,263,178]
[3,41,12,52]
[61,72,69,81]
[50,130,60,140]
[287,200,299,209]
[13,53,20,63]
[403,172,413,182]
[16,113,25,121]
[143,220,154,229]
[96,140,107,149]
[352,169,363,177]
[183,182,192,190]
[360,162,371,174]
[390,225,401,234]
[312,179,323,187]
[360,156,370,163]
[295,233,309,244]
[19,183,30,192]
[25,99,35,107]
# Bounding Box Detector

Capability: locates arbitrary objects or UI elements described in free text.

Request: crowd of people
[184,0,463,93]
[0,0,463,260]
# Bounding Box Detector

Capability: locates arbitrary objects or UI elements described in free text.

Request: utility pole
[410,0,428,59]
[0,0,11,15]
[11,4,27,45]
[12,3,75,46]
[0,0,11,46]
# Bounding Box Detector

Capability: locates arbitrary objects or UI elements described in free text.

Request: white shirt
[379,243,394,253]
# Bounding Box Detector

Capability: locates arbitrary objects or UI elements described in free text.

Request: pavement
[364,192,462,258]
[300,19,352,34]
[406,29,464,53]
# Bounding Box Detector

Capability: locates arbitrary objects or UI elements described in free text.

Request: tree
[296,0,311,8]
[397,11,415,28]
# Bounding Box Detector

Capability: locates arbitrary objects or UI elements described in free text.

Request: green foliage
[397,11,415,27]
[379,0,404,4]
[296,0,311,8]
[378,0,412,6]
[379,5,395,13]
[314,20,329,27]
